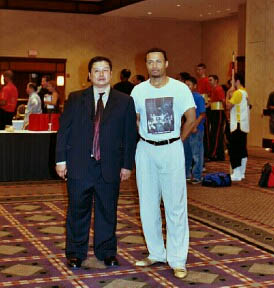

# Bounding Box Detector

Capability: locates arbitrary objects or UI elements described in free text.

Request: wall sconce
[0,74,4,85]
[57,75,64,86]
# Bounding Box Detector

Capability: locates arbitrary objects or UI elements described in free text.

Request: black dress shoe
[67,257,82,269]
[104,256,119,267]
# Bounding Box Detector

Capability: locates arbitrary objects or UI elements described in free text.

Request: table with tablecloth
[0,130,58,181]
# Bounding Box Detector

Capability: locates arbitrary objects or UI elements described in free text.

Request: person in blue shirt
[184,76,206,184]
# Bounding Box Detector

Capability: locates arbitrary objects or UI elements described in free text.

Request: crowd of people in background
[1,57,272,184]
[176,63,251,183]
[0,73,62,129]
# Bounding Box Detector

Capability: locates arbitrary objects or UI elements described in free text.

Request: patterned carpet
[0,147,273,288]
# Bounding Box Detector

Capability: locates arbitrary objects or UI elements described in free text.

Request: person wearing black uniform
[38,75,50,113]
[113,69,134,95]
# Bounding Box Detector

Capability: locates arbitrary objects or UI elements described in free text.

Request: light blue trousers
[135,139,189,269]
[184,129,204,180]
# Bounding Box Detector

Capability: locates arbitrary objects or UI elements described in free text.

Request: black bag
[258,163,272,187]
[202,172,231,187]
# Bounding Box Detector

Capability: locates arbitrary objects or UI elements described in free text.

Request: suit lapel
[82,86,95,120]
[101,88,118,124]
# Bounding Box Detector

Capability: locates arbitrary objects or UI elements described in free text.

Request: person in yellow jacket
[226,73,250,181]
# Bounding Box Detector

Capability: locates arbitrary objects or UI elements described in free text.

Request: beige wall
[238,4,246,57]
[201,16,238,85]
[0,10,201,97]
[246,0,274,146]
[2,8,269,147]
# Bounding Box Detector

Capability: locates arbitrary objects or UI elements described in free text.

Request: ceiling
[0,0,246,21]
[104,0,246,21]
[0,0,146,14]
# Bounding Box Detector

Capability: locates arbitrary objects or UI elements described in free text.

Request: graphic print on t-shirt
[145,97,174,134]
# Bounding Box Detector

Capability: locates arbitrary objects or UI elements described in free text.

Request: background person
[184,76,206,184]
[208,74,226,161]
[0,70,18,129]
[113,68,134,95]
[178,71,190,83]
[23,82,42,129]
[227,73,250,181]
[267,91,274,134]
[196,63,212,161]
[44,80,60,113]
[38,75,50,113]
[132,74,145,85]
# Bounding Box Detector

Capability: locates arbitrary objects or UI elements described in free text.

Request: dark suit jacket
[56,86,137,182]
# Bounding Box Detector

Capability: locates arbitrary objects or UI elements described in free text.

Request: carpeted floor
[0,147,273,288]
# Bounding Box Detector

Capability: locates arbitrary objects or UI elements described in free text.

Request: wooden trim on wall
[0,57,66,72]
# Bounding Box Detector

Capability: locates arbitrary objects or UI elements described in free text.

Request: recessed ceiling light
[216,10,221,13]
[226,8,231,11]
[147,11,152,15]
[208,12,212,15]
[176,4,181,7]
[200,14,203,17]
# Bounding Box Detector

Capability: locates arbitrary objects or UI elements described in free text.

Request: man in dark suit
[55,56,137,269]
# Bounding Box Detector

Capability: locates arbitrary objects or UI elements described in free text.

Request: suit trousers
[209,110,225,160]
[135,139,189,269]
[65,159,120,261]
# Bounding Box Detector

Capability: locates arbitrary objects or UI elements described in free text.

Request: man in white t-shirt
[131,48,196,279]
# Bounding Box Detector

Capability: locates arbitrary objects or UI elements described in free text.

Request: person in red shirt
[0,70,18,129]
[196,63,212,160]
[208,74,226,161]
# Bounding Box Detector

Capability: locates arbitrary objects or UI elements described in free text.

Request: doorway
[0,57,66,110]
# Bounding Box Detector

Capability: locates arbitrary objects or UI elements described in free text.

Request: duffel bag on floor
[258,163,272,187]
[202,172,231,187]
[267,166,274,187]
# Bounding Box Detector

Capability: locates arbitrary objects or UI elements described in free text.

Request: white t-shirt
[131,77,195,141]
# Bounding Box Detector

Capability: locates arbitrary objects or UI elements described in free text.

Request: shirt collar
[93,85,110,100]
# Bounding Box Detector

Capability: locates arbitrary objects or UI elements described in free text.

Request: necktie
[93,92,104,160]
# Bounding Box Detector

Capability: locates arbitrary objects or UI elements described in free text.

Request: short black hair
[197,63,206,69]
[135,74,145,82]
[209,74,219,82]
[41,75,51,82]
[179,72,190,82]
[186,76,197,85]
[146,48,168,61]
[234,73,245,87]
[88,56,112,72]
[28,82,37,91]
[121,69,131,79]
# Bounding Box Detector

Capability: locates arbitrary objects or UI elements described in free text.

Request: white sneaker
[135,257,159,267]
[231,167,242,181]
